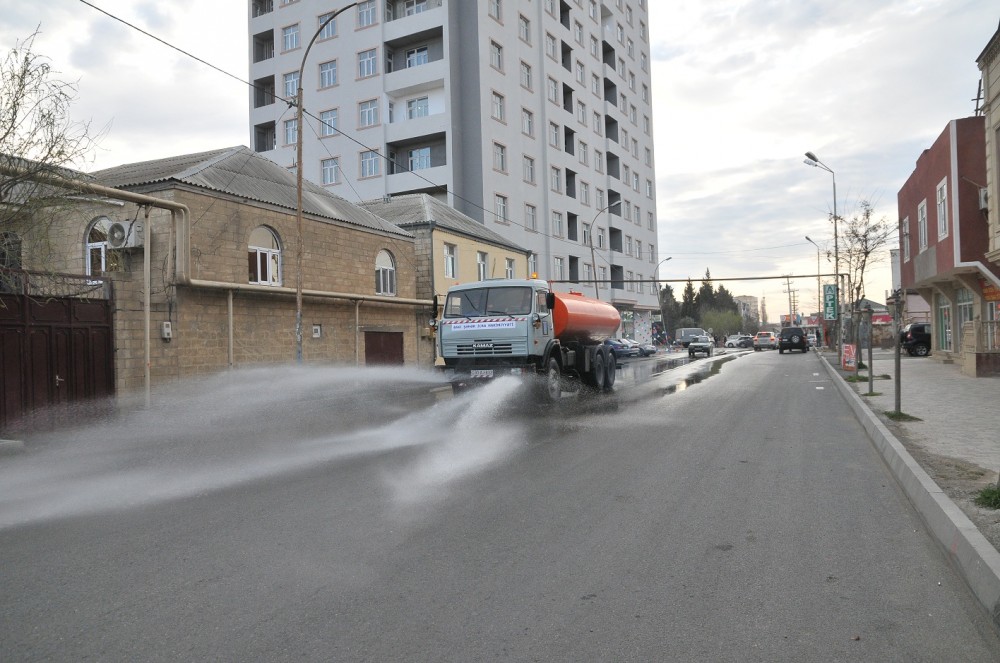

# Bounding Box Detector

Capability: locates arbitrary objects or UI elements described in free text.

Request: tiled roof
[358,194,527,254]
[90,146,411,238]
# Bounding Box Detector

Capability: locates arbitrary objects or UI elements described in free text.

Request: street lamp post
[294,2,358,363]
[588,200,622,300]
[654,256,672,343]
[803,151,840,364]
[805,235,821,342]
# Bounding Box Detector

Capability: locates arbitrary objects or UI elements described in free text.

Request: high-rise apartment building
[248,0,660,329]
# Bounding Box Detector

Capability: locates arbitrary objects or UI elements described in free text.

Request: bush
[974,485,1000,510]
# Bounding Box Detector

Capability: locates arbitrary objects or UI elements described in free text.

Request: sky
[4,0,998,321]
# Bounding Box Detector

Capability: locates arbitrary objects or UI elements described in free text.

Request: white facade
[248,0,660,313]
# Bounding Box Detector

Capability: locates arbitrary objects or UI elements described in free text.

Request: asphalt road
[2,355,999,661]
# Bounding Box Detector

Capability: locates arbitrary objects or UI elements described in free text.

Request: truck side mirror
[545,292,555,311]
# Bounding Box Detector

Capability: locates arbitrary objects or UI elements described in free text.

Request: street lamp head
[804,151,818,162]
[803,158,817,167]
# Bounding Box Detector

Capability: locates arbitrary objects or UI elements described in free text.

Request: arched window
[86,217,124,276]
[375,249,396,296]
[248,226,282,285]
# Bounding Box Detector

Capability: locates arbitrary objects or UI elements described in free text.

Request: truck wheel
[604,350,617,389]
[591,350,607,390]
[544,357,562,401]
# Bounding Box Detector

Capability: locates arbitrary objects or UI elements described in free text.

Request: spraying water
[0,366,526,529]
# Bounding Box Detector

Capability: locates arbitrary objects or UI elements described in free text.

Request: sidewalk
[816,347,1000,632]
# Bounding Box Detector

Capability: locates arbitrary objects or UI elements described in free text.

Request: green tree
[659,283,680,336]
[679,278,698,324]
[696,268,716,314]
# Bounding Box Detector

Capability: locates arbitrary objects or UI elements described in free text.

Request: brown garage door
[364,331,404,366]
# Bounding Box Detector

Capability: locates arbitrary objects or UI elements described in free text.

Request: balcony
[386,110,448,143]
[384,0,444,41]
[385,58,446,97]
[387,164,450,196]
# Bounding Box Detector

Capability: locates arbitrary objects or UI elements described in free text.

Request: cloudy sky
[4,0,998,319]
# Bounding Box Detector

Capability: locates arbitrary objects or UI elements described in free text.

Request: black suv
[778,326,809,353]
[900,322,931,356]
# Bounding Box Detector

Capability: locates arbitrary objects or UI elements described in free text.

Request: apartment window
[406,46,428,67]
[902,216,911,262]
[632,172,640,192]
[404,0,426,15]
[86,220,124,277]
[589,0,597,19]
[579,142,589,166]
[590,35,599,59]
[283,71,299,97]
[592,111,602,135]
[630,104,637,124]
[358,0,377,27]
[519,15,531,42]
[520,61,533,89]
[917,200,928,250]
[319,60,337,88]
[591,73,601,96]
[505,258,515,280]
[495,194,509,223]
[526,204,537,231]
[574,21,584,44]
[598,266,607,289]
[521,108,534,136]
[550,167,563,193]
[636,241,643,260]
[936,178,949,239]
[648,211,654,230]
[488,0,501,21]
[595,150,603,173]
[523,155,535,183]
[633,205,641,225]
[616,23,624,43]
[489,41,503,71]
[644,147,652,166]
[283,118,297,144]
[626,236,633,256]
[493,142,507,172]
[408,146,430,170]
[491,92,505,121]
[646,179,653,198]
[320,109,338,136]
[282,24,300,51]
[321,157,340,185]
[554,256,564,279]
[577,101,587,124]
[580,181,590,205]
[626,270,634,292]
[318,13,338,39]
[248,226,281,286]
[406,96,429,118]
[583,223,591,246]
[617,58,625,78]
[547,77,559,103]
[477,251,488,280]
[642,83,649,103]
[576,61,585,84]
[443,243,457,278]
[529,253,537,276]
[641,52,648,72]
[360,150,379,177]
[359,99,379,127]
[545,33,557,59]
[627,38,634,59]
[596,188,604,209]
[552,211,563,237]
[358,49,377,77]
[596,228,605,249]
[548,122,560,148]
[375,250,396,296]
[643,115,651,135]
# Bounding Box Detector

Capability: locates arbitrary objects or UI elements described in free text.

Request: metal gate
[0,270,114,433]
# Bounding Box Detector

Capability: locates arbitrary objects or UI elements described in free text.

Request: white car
[725,334,753,348]
[807,333,817,347]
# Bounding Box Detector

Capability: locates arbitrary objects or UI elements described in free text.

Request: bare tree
[1,29,101,283]
[841,199,894,307]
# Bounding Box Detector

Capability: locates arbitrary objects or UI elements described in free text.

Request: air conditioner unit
[979,187,989,211]
[108,221,144,249]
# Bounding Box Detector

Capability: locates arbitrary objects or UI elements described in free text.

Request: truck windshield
[444,287,533,318]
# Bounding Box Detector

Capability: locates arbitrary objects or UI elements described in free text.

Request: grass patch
[974,485,1000,510]
[844,375,867,382]
[884,410,922,422]
[861,392,883,397]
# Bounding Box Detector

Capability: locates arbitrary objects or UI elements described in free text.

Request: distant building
[246,0,661,331]
[897,117,1000,374]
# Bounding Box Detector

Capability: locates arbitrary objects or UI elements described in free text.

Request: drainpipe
[355,299,362,366]
[143,206,151,408]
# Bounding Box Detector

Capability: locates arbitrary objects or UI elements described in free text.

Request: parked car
[778,326,809,353]
[725,334,753,348]
[753,331,777,351]
[633,340,658,357]
[604,338,639,358]
[807,333,817,347]
[900,322,931,357]
[688,335,714,358]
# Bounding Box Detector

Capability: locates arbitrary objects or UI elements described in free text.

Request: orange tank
[551,291,621,343]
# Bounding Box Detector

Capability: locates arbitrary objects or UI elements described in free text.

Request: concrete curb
[818,353,1000,629]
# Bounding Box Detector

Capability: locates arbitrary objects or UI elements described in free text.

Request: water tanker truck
[436,278,622,399]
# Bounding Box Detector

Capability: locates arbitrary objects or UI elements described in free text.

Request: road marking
[815,386,825,390]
